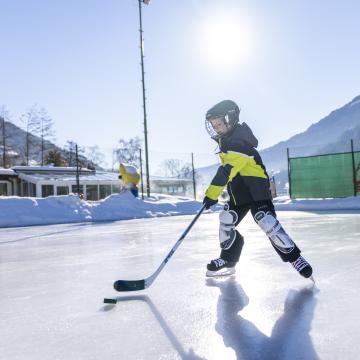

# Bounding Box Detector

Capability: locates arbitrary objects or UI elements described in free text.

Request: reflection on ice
[207,278,319,360]
[103,295,206,360]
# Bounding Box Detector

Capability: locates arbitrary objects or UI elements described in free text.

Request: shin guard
[254,211,295,254]
[219,209,238,250]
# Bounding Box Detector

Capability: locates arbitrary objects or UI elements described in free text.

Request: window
[99,185,111,199]
[42,185,54,197]
[86,185,98,200]
[57,186,69,195]
[22,181,29,197]
[29,183,36,197]
[71,185,84,195]
[111,185,121,194]
[0,182,8,196]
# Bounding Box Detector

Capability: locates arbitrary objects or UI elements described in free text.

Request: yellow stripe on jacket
[205,151,267,200]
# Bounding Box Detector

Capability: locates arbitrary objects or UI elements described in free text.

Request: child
[202,100,313,280]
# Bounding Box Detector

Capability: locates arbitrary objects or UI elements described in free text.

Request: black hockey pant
[220,200,301,263]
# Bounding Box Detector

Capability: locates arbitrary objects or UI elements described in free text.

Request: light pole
[138,0,151,197]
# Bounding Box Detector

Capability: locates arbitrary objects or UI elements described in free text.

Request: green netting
[289,152,360,198]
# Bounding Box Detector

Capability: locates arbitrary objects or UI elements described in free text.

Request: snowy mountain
[196,95,360,192]
[260,95,360,173]
[317,122,360,154]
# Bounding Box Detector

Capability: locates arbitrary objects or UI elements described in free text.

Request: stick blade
[114,279,145,292]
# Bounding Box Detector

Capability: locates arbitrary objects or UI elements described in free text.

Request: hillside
[0,121,94,168]
[260,95,360,172]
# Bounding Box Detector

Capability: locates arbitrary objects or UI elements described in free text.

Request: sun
[198,11,254,71]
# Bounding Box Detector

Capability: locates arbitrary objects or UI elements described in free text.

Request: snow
[12,165,93,172]
[0,192,207,228]
[1,192,360,228]
[0,168,16,175]
[273,195,360,211]
[349,97,360,107]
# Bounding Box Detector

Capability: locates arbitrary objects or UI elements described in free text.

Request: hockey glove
[203,196,218,210]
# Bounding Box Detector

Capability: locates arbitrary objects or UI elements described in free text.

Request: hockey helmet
[205,100,241,140]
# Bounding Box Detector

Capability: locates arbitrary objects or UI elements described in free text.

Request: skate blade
[206,267,236,278]
[309,275,315,284]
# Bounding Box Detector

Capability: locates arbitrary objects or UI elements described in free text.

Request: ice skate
[206,257,236,277]
[291,256,314,281]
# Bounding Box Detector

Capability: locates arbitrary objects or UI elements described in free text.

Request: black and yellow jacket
[205,123,272,206]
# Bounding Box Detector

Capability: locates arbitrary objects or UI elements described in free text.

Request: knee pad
[253,211,295,254]
[219,209,238,250]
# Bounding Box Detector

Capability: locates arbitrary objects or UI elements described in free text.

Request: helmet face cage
[205,109,239,140]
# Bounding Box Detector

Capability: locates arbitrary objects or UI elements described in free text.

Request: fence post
[287,148,292,199]
[351,139,357,197]
[191,152,196,200]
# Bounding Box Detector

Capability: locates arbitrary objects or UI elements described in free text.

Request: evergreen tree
[44,149,65,166]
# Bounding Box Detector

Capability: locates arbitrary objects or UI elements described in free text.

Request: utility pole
[75,144,80,197]
[1,116,6,168]
[191,152,196,200]
[138,0,151,197]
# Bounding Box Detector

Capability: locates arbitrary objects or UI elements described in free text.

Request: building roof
[18,171,119,183]
[0,168,16,176]
[12,166,94,174]
[3,166,193,185]
[150,175,193,182]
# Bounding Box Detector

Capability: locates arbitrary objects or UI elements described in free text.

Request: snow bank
[273,196,360,211]
[0,192,359,228]
[0,192,208,228]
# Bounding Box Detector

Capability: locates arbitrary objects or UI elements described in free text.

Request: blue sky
[1,0,360,171]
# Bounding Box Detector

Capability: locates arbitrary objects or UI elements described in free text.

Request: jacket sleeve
[205,164,232,200]
[205,151,250,200]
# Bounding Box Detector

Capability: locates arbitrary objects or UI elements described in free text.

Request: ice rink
[1,211,360,360]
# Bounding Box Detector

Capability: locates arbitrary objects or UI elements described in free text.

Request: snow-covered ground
[0,192,359,228]
[1,211,360,359]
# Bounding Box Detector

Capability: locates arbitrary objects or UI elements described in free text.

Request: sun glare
[198,12,254,72]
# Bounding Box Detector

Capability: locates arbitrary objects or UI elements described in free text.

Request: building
[0,166,196,199]
[0,168,18,196]
[150,175,194,197]
[0,166,120,200]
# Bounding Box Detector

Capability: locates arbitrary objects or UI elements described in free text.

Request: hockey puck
[103,298,117,304]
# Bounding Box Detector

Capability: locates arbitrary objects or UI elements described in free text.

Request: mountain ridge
[0,121,95,168]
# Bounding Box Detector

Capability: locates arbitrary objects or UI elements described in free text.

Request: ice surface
[1,211,360,359]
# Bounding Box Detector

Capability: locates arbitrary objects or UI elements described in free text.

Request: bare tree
[114,137,141,166]
[86,145,105,169]
[34,107,56,165]
[179,163,193,179]
[64,140,77,166]
[162,159,193,178]
[20,105,39,165]
[162,159,181,177]
[64,140,86,167]
[0,106,12,168]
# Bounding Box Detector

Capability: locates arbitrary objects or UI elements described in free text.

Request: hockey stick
[113,205,206,292]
